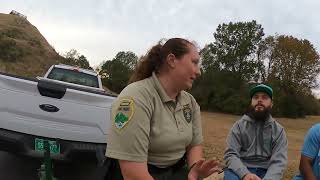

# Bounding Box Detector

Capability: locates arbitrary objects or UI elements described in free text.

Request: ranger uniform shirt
[105,72,203,167]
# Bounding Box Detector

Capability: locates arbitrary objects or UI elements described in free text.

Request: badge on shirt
[183,104,192,123]
[114,97,134,130]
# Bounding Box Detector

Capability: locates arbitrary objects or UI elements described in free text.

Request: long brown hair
[128,38,193,84]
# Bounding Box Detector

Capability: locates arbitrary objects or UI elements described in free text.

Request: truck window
[47,68,99,88]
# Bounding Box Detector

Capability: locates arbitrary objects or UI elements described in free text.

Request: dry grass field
[202,112,320,180]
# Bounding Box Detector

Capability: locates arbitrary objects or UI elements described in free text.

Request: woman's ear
[166,53,176,68]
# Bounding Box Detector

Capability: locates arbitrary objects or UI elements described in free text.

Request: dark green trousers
[104,159,188,180]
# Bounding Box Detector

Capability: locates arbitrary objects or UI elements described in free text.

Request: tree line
[191,20,320,118]
[71,20,320,118]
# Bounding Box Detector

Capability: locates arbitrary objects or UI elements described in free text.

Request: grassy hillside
[0,13,65,77]
[0,12,117,95]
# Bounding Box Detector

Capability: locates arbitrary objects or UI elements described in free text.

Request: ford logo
[39,104,60,112]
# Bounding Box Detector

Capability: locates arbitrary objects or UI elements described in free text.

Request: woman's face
[171,44,201,90]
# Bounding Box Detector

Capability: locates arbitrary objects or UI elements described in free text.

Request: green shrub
[0,36,24,62]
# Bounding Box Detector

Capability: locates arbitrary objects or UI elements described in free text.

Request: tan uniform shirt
[106,72,203,167]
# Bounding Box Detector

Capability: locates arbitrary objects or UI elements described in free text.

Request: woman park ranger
[105,38,221,180]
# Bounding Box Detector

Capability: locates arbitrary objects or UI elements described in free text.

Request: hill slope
[0,13,65,77]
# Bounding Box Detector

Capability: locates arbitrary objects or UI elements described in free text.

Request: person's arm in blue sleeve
[299,125,320,180]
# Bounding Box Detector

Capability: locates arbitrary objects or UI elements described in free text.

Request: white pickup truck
[0,64,115,164]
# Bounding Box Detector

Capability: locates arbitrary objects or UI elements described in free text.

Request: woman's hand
[187,159,221,180]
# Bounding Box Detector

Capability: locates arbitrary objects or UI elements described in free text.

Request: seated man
[294,124,320,180]
[224,84,288,180]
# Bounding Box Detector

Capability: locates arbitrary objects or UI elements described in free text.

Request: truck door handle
[39,104,60,112]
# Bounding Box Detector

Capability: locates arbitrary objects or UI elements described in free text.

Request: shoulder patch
[114,97,135,130]
[183,104,192,123]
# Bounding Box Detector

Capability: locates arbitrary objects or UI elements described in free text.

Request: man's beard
[246,104,272,122]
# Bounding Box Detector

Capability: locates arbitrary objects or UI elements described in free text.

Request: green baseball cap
[250,84,273,99]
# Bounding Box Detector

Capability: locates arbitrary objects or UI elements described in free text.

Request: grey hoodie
[224,114,288,180]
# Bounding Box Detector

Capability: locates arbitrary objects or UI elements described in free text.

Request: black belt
[148,155,187,174]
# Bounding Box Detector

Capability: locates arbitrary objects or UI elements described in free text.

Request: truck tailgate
[0,73,115,143]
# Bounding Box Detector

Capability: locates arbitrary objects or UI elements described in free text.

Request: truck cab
[40,64,105,93]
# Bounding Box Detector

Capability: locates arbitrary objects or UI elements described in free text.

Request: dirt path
[202,112,320,180]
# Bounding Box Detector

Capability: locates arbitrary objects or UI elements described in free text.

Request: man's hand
[188,159,221,180]
[242,173,261,180]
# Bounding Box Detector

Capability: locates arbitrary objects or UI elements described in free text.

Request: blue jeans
[292,175,320,180]
[292,175,302,180]
[224,167,267,180]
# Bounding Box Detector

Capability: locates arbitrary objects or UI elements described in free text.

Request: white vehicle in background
[38,64,105,93]
[0,64,115,165]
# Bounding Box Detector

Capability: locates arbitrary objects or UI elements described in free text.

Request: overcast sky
[1,0,320,68]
